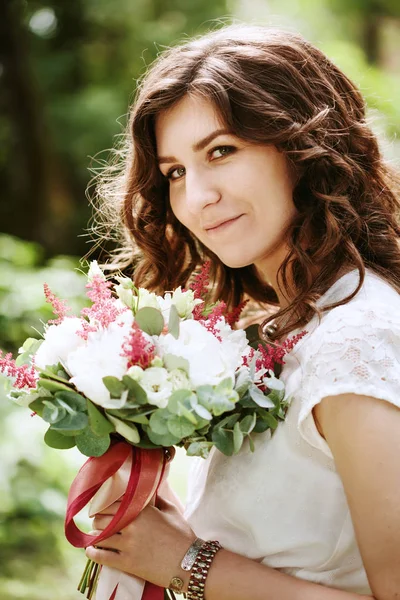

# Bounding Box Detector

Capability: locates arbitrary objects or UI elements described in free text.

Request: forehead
[155,94,225,153]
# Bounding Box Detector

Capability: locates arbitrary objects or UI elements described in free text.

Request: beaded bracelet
[186,540,222,600]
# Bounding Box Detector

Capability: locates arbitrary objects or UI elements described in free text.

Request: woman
[86,24,400,599]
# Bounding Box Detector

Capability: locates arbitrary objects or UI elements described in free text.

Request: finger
[92,515,113,530]
[85,545,121,569]
[92,533,123,550]
[96,500,122,516]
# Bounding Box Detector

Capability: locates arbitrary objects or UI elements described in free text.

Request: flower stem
[78,558,101,598]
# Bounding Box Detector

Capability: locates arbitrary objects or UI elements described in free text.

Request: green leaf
[240,413,257,434]
[29,397,47,417]
[249,385,275,408]
[215,377,234,394]
[22,337,43,353]
[215,413,240,429]
[106,408,154,424]
[107,415,140,443]
[42,401,66,424]
[235,367,251,397]
[211,428,234,456]
[50,411,89,432]
[163,354,190,373]
[102,376,126,398]
[87,400,115,436]
[44,428,76,450]
[167,389,193,414]
[193,403,212,421]
[167,415,195,439]
[38,378,72,393]
[149,410,170,435]
[75,428,111,457]
[146,428,180,447]
[186,441,213,459]
[55,390,87,412]
[122,376,148,405]
[253,418,271,433]
[233,421,244,454]
[248,435,255,452]
[135,307,164,336]
[259,411,279,430]
[168,304,180,339]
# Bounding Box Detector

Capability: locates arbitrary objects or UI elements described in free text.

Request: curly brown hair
[93,24,400,340]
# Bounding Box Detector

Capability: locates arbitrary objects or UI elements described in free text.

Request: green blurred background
[0,1,399,598]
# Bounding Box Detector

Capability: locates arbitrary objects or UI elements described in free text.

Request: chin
[218,255,254,269]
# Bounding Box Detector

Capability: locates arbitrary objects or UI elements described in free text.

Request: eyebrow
[157,128,232,165]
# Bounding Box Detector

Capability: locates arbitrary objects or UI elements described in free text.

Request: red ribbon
[65,442,166,600]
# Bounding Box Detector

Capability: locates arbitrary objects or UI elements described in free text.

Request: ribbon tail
[109,584,119,600]
[142,582,165,600]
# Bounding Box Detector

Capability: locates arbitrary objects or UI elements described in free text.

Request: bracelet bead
[186,540,222,600]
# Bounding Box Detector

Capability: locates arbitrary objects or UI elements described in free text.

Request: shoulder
[295,270,400,455]
[303,269,400,356]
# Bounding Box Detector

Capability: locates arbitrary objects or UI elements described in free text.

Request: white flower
[156,293,173,323]
[115,284,135,309]
[67,320,131,406]
[140,367,172,408]
[87,260,105,281]
[171,287,203,318]
[136,288,161,311]
[168,368,190,391]
[126,365,144,381]
[34,317,85,370]
[156,319,246,387]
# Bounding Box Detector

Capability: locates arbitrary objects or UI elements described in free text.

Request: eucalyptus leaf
[44,428,76,450]
[76,428,111,457]
[186,441,213,459]
[235,367,251,397]
[248,435,255,453]
[55,390,87,412]
[215,413,240,429]
[233,421,244,454]
[193,403,212,421]
[135,307,164,336]
[240,413,257,434]
[167,389,192,414]
[146,428,180,447]
[249,385,275,408]
[168,304,180,339]
[102,376,126,398]
[122,376,148,404]
[167,415,195,439]
[211,428,234,456]
[38,378,73,393]
[259,411,279,430]
[50,411,89,432]
[42,401,65,424]
[107,415,140,443]
[87,400,115,436]
[149,410,170,435]
[215,377,234,394]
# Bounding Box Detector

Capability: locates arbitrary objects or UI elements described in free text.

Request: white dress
[184,269,400,594]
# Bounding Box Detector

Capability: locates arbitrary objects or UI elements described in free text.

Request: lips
[204,215,243,231]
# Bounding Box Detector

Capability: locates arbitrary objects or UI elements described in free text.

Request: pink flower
[43,283,71,325]
[78,275,126,338]
[0,350,38,389]
[121,323,155,369]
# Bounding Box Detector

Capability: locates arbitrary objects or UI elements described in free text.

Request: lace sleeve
[297,301,400,457]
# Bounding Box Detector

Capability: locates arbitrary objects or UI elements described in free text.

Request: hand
[85,494,196,590]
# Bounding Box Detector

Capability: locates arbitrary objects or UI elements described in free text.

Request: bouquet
[0,261,305,600]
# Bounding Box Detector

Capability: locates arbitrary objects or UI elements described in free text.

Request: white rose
[115,284,135,309]
[171,287,203,318]
[140,367,172,408]
[67,320,131,406]
[213,318,249,360]
[156,320,242,387]
[156,293,172,324]
[168,368,190,391]
[34,317,86,370]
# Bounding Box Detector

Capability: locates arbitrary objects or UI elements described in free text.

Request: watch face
[169,576,184,592]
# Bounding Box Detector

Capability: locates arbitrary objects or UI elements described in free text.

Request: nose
[185,168,221,215]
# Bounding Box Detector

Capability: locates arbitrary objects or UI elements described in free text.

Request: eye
[209,145,236,160]
[166,166,186,181]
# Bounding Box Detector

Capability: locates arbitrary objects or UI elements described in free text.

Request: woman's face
[155,94,296,280]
